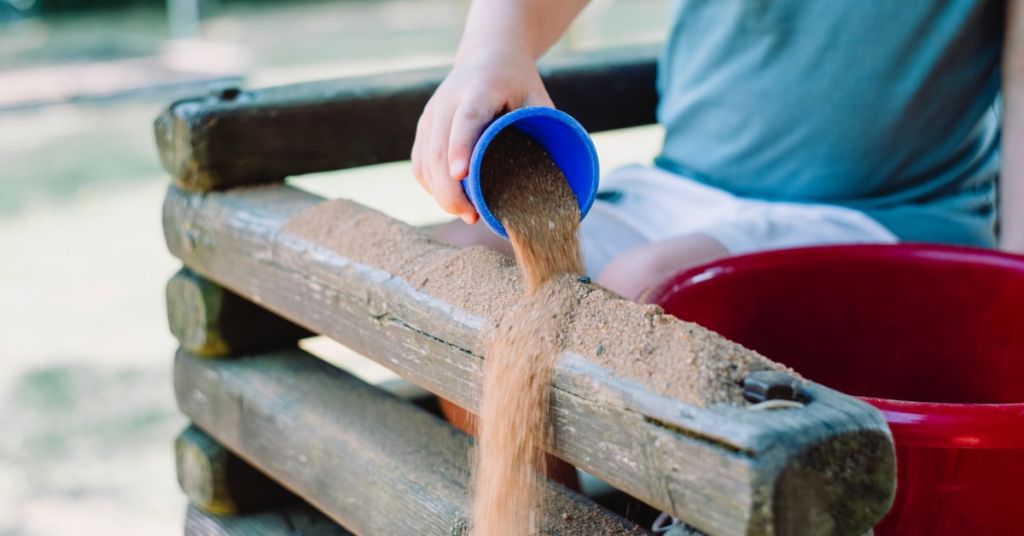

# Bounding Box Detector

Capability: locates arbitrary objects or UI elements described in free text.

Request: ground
[0,1,666,533]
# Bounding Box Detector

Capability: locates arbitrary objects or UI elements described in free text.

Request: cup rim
[465,106,599,238]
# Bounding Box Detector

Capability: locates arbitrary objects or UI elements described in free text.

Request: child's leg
[429,218,514,257]
[596,233,729,301]
[593,191,901,302]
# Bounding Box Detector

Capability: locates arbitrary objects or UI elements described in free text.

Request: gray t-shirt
[656,0,1004,247]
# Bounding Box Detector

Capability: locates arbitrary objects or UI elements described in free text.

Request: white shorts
[580,165,898,276]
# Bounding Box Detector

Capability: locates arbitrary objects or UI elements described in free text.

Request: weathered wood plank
[185,504,351,536]
[176,425,295,515]
[167,267,312,356]
[162,183,896,535]
[154,45,658,191]
[176,347,650,536]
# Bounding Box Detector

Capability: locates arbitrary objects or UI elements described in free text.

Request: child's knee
[596,247,668,301]
[430,219,478,246]
[429,219,512,256]
[597,234,729,301]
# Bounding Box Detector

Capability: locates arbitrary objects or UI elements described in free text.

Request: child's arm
[1002,0,1024,253]
[411,0,590,224]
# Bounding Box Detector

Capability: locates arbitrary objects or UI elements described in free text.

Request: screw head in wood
[742,370,807,404]
[217,87,242,101]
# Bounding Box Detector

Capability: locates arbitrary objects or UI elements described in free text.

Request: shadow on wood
[167,267,312,357]
[185,504,351,536]
[176,425,295,515]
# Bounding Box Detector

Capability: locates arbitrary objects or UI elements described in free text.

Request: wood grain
[175,348,650,536]
[167,268,312,356]
[176,425,295,515]
[153,46,659,191]
[162,183,896,535]
[185,504,351,536]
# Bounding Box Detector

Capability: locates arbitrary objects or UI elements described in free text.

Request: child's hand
[411,48,553,224]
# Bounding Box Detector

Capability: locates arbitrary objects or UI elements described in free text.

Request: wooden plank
[167,268,312,356]
[175,348,650,536]
[185,504,351,536]
[176,425,295,515]
[162,184,896,535]
[154,45,659,191]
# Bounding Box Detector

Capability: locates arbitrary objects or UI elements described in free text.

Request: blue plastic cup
[462,107,600,238]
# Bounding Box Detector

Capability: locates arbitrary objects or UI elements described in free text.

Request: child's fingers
[424,100,478,223]
[448,97,494,180]
[432,173,478,223]
[411,105,433,191]
[426,99,457,189]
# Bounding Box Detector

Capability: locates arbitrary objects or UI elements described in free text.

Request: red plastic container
[647,244,1024,535]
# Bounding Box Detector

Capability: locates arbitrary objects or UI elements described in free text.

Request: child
[412,0,1023,301]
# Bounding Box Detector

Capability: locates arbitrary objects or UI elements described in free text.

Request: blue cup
[463,107,600,238]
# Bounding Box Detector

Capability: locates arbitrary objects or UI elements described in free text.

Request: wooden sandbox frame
[157,46,896,536]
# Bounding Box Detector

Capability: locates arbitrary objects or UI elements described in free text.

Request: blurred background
[0,0,667,533]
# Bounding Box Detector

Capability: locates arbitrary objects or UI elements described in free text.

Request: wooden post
[176,425,294,515]
[185,504,352,536]
[166,267,312,357]
[153,46,658,191]
[163,183,896,535]
[176,348,649,535]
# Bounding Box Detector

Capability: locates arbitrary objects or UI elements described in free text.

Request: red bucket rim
[649,243,1024,449]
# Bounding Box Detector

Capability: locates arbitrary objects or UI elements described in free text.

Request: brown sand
[480,129,584,292]
[283,187,785,409]
[471,128,584,535]
[565,290,777,406]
